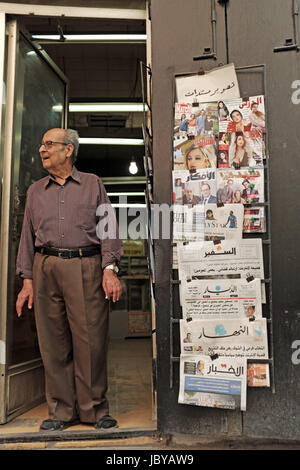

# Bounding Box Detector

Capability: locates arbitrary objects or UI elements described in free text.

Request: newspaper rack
[170,64,275,396]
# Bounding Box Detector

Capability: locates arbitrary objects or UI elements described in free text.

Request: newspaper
[175,63,240,104]
[216,168,264,205]
[178,239,264,281]
[180,278,262,320]
[178,354,247,410]
[180,318,269,359]
[172,243,179,269]
[177,238,265,302]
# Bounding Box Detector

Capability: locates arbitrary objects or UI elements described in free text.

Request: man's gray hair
[65,129,79,164]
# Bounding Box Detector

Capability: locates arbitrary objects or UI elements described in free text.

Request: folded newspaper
[178,354,247,410]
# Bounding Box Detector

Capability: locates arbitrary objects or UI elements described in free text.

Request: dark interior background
[18,11,147,199]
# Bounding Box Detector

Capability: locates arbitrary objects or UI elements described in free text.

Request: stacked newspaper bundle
[173,64,270,411]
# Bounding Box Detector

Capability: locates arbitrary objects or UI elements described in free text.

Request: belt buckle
[58,249,70,259]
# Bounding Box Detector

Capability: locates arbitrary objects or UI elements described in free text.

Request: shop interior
[1,11,155,434]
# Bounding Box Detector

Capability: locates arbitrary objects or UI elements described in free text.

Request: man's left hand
[102,269,122,303]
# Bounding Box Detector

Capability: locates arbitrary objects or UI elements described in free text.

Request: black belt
[36,246,100,259]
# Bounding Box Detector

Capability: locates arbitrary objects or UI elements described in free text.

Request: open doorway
[0,6,156,435]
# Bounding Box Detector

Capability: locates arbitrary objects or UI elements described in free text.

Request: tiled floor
[0,338,156,435]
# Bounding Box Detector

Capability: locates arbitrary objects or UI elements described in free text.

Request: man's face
[185,188,193,200]
[201,184,211,198]
[39,129,71,173]
[247,306,255,317]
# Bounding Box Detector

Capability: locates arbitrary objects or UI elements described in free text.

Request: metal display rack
[139,60,155,286]
[140,60,158,412]
[169,64,275,396]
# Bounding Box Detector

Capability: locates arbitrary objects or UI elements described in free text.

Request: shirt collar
[44,166,81,188]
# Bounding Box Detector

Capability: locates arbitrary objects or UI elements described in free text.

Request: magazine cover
[218,130,264,169]
[247,363,270,387]
[174,102,219,138]
[173,109,218,171]
[218,95,266,169]
[216,168,265,205]
[203,203,244,241]
[217,134,230,168]
[173,205,205,242]
[243,207,265,233]
[218,95,265,134]
[172,169,217,241]
[227,130,264,168]
[172,169,217,205]
[178,354,247,410]
[173,203,245,242]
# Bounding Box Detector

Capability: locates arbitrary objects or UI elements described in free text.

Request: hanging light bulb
[129,158,138,175]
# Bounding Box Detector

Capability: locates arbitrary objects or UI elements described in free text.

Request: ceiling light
[78,138,144,146]
[53,102,148,113]
[31,34,147,43]
[129,159,138,175]
[71,103,148,113]
[107,192,145,196]
[112,204,146,208]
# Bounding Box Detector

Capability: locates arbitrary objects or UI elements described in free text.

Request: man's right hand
[16,279,34,317]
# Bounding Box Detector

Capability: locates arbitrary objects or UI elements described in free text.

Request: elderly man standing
[16,128,123,432]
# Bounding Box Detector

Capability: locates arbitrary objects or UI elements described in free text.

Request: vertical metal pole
[170,75,176,389]
[0,11,6,424]
[293,0,299,46]
[224,0,229,63]
[211,0,217,57]
[0,18,18,424]
[262,65,276,394]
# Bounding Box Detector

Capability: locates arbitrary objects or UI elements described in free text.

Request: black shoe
[40,418,80,431]
[95,415,118,430]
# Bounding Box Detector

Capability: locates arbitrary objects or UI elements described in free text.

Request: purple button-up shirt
[16,166,123,279]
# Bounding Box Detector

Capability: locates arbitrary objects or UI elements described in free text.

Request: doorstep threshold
[0,426,157,445]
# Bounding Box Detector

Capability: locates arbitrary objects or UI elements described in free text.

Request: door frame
[0,2,154,429]
[0,17,69,423]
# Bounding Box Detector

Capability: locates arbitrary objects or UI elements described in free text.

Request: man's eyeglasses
[39,141,68,150]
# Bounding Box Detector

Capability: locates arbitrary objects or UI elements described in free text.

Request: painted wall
[151,0,300,440]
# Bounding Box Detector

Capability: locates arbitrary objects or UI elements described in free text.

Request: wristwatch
[104,263,119,274]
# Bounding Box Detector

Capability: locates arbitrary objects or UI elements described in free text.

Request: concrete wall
[151,0,300,440]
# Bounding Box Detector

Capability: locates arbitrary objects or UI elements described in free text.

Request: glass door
[0,18,69,424]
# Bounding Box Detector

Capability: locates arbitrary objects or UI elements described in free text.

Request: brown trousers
[33,252,109,423]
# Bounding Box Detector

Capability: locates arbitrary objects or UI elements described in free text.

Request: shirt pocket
[77,204,97,231]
